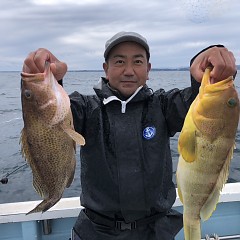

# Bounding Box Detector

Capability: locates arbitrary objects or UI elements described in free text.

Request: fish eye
[227,98,237,107]
[24,90,32,99]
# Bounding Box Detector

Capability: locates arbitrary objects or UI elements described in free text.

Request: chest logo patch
[143,126,156,140]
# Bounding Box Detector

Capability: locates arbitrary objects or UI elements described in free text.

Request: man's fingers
[33,48,54,73]
[22,49,51,73]
[209,49,236,82]
[22,48,67,80]
[50,62,67,81]
[190,63,204,83]
[22,51,41,73]
[191,47,236,84]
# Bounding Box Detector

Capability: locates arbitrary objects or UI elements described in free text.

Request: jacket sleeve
[69,91,87,134]
[160,82,199,137]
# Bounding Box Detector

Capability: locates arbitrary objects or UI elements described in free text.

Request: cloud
[0,0,239,70]
[178,0,231,23]
[31,0,105,5]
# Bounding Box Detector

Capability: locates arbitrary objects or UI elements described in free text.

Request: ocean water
[0,70,239,204]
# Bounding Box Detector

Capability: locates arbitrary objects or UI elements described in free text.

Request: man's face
[103,42,151,97]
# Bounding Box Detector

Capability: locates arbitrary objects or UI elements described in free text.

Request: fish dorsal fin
[178,104,197,163]
[61,124,85,146]
[200,145,234,221]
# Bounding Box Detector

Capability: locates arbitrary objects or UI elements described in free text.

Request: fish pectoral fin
[178,104,197,163]
[178,128,196,163]
[200,145,234,221]
[61,125,85,146]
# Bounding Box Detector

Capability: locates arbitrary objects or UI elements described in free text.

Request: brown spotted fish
[21,62,85,214]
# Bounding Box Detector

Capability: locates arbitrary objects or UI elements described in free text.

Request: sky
[0,0,239,71]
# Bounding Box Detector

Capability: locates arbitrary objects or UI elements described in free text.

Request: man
[23,32,236,240]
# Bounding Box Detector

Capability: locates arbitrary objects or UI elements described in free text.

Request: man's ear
[148,62,151,72]
[103,62,109,79]
[147,62,151,80]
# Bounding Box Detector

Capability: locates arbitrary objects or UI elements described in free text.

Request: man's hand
[190,46,236,84]
[22,48,67,81]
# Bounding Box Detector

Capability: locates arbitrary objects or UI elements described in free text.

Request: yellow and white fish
[176,68,239,240]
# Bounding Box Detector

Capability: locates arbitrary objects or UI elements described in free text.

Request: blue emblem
[143,126,156,140]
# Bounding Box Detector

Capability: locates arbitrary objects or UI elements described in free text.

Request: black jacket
[70,76,199,221]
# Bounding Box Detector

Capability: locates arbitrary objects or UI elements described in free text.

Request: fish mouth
[202,68,234,93]
[205,76,234,93]
[21,62,51,82]
[210,75,234,86]
[21,72,45,82]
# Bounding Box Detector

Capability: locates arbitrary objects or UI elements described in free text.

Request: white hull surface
[0,183,240,240]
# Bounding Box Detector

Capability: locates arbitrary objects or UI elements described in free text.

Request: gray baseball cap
[104,31,150,60]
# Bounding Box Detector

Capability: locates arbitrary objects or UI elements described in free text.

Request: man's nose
[124,63,134,76]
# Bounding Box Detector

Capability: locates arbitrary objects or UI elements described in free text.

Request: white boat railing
[1,183,240,224]
[0,196,82,224]
[0,182,240,240]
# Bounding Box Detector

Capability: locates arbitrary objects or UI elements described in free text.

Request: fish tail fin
[183,214,201,240]
[26,197,61,215]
